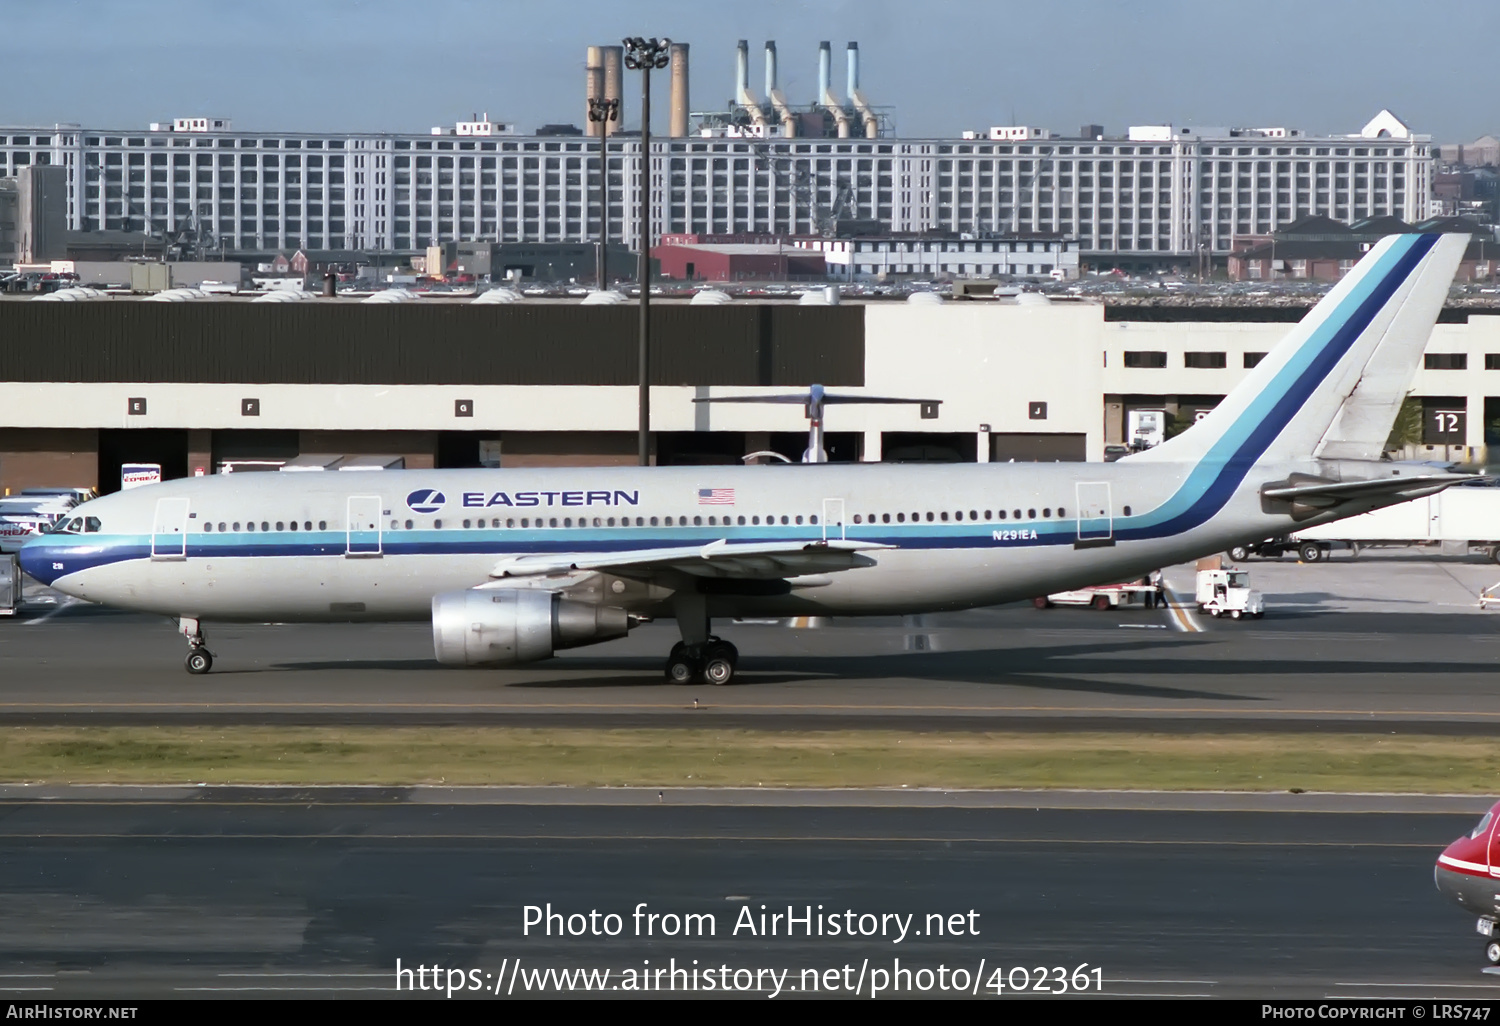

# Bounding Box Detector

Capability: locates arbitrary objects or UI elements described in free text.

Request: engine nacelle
[431,588,631,666]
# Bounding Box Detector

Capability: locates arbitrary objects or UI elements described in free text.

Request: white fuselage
[21,459,1323,623]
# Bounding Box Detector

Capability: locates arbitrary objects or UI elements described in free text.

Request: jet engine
[431,588,631,666]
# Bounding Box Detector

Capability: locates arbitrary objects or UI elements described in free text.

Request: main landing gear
[663,590,739,685]
[665,638,739,686]
[178,617,214,675]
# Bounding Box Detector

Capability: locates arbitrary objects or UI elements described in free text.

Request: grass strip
[0,727,1497,792]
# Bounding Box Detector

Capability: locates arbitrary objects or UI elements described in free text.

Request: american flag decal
[698,488,735,505]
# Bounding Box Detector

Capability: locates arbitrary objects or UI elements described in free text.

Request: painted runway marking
[22,599,81,627]
[0,832,1438,846]
[1160,583,1203,633]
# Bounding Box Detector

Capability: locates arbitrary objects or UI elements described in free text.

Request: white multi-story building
[0,110,1431,261]
[796,235,1080,280]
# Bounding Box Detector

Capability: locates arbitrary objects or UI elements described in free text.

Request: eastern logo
[405,489,447,514]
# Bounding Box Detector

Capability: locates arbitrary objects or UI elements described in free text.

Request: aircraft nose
[17,536,60,586]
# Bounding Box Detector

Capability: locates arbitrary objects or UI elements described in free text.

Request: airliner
[19,234,1473,684]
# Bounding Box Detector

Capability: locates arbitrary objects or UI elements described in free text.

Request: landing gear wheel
[1228,546,1250,563]
[1091,595,1111,611]
[702,654,735,686]
[665,654,699,685]
[1486,940,1500,965]
[1033,596,1053,610]
[1348,542,1361,560]
[1299,542,1324,563]
[185,648,213,675]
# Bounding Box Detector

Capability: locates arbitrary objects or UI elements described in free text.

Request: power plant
[583,39,889,138]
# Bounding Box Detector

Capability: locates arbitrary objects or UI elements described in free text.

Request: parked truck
[1226,484,1500,563]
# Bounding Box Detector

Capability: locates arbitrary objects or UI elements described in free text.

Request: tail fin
[1129,233,1466,466]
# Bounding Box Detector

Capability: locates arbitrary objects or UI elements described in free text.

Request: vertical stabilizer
[1128,234,1466,468]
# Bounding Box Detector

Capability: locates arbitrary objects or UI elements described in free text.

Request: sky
[2,0,1495,142]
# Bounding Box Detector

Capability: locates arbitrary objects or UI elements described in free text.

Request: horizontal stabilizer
[1261,472,1475,516]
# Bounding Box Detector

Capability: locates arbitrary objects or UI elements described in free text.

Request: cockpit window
[47,517,84,534]
[1472,811,1493,839]
[84,517,101,533]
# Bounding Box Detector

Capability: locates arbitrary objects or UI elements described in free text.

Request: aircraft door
[1488,806,1500,878]
[822,497,846,541]
[1075,482,1113,546]
[150,497,190,561]
[345,496,382,557]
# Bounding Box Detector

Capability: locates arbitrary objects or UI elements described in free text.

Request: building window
[1123,351,1167,369]
[1244,352,1267,368]
[1184,352,1227,369]
[1424,353,1467,370]
[1485,354,1500,371]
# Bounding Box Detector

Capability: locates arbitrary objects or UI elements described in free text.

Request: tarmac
[0,788,1492,999]
[3,551,1500,731]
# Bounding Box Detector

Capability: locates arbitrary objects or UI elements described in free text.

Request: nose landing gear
[178,617,214,675]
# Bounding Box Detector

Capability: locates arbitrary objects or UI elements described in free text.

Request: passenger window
[1027,509,1035,519]
[318,521,326,531]
[1123,505,1132,516]
[563,518,572,527]
[275,521,284,532]
[707,516,716,526]
[737,516,745,526]
[506,519,515,528]
[925,512,934,522]
[289,521,298,531]
[793,515,802,525]
[203,522,212,533]
[780,516,789,525]
[261,521,269,531]
[897,513,906,523]
[983,510,992,520]
[304,521,312,531]
[548,518,557,527]
[217,522,225,532]
[1058,507,1066,517]
[940,512,949,522]
[752,516,760,525]
[247,522,256,532]
[405,519,413,529]
[882,513,890,523]
[998,510,1007,520]
[693,516,702,526]
[1042,508,1051,518]
[462,519,471,529]
[970,510,978,520]
[390,520,399,529]
[233,522,241,531]
[1013,510,1021,519]
[434,519,443,529]
[853,514,862,524]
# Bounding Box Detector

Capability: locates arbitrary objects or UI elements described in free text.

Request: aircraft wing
[1262,472,1475,510]
[488,538,893,582]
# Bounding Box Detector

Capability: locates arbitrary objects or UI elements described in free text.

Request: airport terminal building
[1,294,1496,496]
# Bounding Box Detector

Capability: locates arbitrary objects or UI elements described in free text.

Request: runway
[4,552,1500,730]
[0,787,1491,999]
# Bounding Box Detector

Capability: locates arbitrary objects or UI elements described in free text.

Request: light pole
[624,35,671,467]
[587,96,619,290]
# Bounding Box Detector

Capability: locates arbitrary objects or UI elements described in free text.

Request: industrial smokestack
[846,41,879,139]
[669,42,689,137]
[817,41,850,138]
[585,45,604,138]
[602,44,623,137]
[734,39,768,133]
[765,41,796,137]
